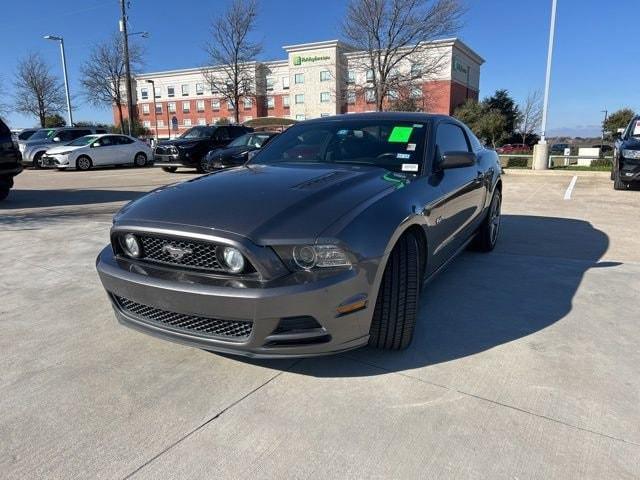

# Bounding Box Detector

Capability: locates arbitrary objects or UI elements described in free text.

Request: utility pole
[120,0,134,136]
[601,109,608,145]
[146,79,159,143]
[533,0,558,170]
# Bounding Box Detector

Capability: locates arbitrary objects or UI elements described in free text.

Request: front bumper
[619,158,640,182]
[41,154,71,168]
[96,246,374,358]
[153,150,197,168]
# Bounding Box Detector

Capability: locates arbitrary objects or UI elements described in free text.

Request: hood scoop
[292,171,352,190]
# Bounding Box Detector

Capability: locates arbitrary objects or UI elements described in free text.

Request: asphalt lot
[1,167,639,479]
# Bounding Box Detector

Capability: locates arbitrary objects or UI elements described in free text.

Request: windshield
[30,129,56,141]
[631,118,640,138]
[18,130,36,140]
[179,126,215,139]
[68,135,99,146]
[251,120,427,174]
[228,133,272,148]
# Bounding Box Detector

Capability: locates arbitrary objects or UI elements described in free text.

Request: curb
[503,169,610,177]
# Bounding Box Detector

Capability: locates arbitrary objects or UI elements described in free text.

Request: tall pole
[120,0,133,136]
[146,79,158,143]
[540,0,557,143]
[601,109,608,145]
[58,39,73,126]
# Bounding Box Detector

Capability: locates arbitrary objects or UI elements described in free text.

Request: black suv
[153,125,253,173]
[0,118,23,201]
[613,116,640,190]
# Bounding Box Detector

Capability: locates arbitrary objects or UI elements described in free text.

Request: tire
[369,233,421,350]
[134,152,148,167]
[162,167,178,173]
[76,155,93,171]
[613,170,627,190]
[32,152,44,169]
[199,156,215,173]
[474,189,502,252]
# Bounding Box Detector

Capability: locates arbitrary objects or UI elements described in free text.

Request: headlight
[120,233,142,258]
[221,246,245,273]
[286,245,351,270]
[622,149,640,159]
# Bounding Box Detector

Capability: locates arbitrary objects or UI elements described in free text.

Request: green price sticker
[388,126,413,143]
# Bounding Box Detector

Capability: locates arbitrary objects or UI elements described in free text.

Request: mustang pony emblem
[162,244,193,260]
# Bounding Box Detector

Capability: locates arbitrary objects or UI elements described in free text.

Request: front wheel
[613,170,628,190]
[474,189,501,252]
[32,152,44,169]
[134,152,148,167]
[369,233,421,350]
[76,155,93,171]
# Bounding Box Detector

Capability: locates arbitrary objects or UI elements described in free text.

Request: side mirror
[53,136,61,142]
[91,142,99,148]
[439,151,476,169]
[247,150,258,162]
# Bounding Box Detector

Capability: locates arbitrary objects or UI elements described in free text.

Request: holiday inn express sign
[293,54,331,66]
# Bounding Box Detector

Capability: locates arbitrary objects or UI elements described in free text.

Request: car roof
[302,111,451,124]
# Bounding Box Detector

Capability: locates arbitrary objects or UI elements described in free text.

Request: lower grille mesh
[114,295,252,339]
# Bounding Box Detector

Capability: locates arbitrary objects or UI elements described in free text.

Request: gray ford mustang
[96,112,502,358]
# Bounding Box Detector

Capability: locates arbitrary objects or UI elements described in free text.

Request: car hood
[46,144,84,154]
[116,163,398,243]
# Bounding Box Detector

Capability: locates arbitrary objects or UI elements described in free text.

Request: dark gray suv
[97,113,502,358]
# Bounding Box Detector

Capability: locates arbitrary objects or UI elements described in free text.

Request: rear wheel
[613,170,628,190]
[162,166,177,173]
[369,233,421,350]
[76,155,93,171]
[474,189,502,252]
[134,152,148,167]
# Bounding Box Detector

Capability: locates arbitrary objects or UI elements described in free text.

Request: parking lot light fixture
[43,35,73,126]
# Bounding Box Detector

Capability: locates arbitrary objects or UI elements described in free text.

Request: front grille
[114,295,253,339]
[155,145,177,155]
[138,234,225,271]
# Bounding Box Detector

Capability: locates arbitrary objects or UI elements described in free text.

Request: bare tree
[202,0,262,124]
[80,33,144,133]
[342,0,464,111]
[13,53,65,127]
[0,77,10,117]
[517,90,542,145]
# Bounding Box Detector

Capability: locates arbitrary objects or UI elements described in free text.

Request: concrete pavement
[1,167,639,479]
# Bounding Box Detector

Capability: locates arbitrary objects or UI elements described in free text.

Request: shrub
[590,158,613,168]
[507,157,529,168]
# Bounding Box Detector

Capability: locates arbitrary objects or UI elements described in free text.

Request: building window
[196,83,204,95]
[182,101,190,113]
[142,120,151,128]
[266,96,275,109]
[282,76,289,89]
[142,104,150,114]
[295,94,304,104]
[320,92,330,103]
[410,86,422,99]
[266,77,275,91]
[167,86,175,97]
[211,99,220,111]
[347,91,356,104]
[157,119,164,127]
[154,87,161,98]
[294,73,304,84]
[387,89,399,100]
[347,70,355,84]
[365,89,376,103]
[227,100,235,111]
[283,95,290,108]
[140,88,148,100]
[168,102,176,113]
[181,84,189,96]
[295,114,305,121]
[155,104,162,114]
[320,70,331,82]
[196,100,205,112]
[183,119,192,127]
[198,118,206,126]
[366,69,374,82]
[244,97,252,109]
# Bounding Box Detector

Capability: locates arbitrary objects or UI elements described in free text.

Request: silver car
[21,126,108,168]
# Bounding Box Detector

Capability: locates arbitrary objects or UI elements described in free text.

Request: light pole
[120,0,133,136]
[43,35,73,126]
[146,79,159,143]
[533,0,558,169]
[601,109,608,146]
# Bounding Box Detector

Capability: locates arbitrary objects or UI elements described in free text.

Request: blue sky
[1,0,637,136]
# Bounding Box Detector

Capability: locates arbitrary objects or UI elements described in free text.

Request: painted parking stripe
[563,175,578,200]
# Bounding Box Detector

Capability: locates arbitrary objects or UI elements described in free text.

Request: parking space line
[563,175,578,200]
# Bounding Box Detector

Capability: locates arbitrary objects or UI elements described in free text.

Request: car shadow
[232,215,617,377]
[0,189,145,210]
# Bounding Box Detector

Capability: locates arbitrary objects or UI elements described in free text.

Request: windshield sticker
[406,143,416,151]
[397,153,411,159]
[412,124,424,128]
[401,163,419,172]
[388,126,413,143]
[634,121,640,136]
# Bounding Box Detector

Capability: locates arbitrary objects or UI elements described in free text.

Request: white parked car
[41,134,152,171]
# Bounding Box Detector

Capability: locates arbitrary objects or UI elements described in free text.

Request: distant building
[117,38,483,137]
